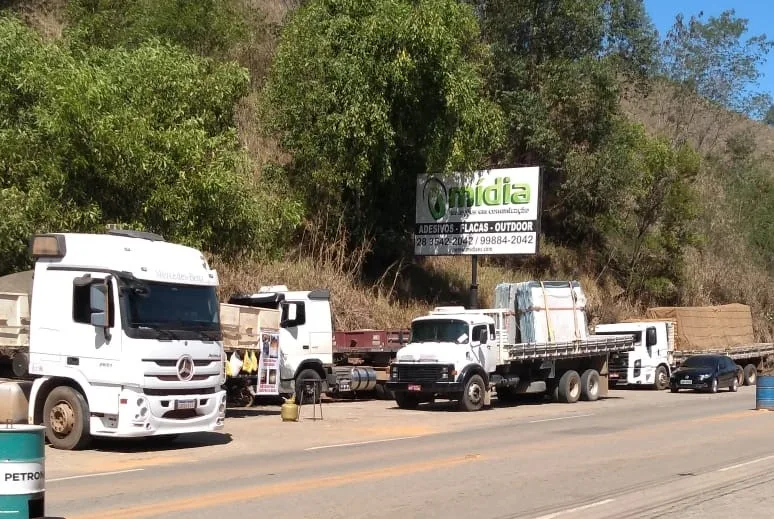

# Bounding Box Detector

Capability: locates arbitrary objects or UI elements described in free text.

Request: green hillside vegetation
[1,1,773,338]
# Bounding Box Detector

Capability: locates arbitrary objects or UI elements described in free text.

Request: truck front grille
[395,364,444,382]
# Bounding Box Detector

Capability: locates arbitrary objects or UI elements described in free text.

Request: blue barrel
[0,424,45,519]
[755,376,774,410]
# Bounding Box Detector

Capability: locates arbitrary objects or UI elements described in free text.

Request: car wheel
[730,377,738,392]
[710,378,718,393]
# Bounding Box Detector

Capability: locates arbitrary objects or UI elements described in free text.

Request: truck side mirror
[646,328,657,347]
[89,281,111,339]
[281,302,303,328]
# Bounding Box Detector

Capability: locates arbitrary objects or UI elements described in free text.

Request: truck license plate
[175,399,197,410]
[680,379,692,385]
[339,381,351,392]
[408,384,421,391]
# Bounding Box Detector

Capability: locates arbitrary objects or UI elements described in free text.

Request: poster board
[255,330,281,395]
[414,167,542,256]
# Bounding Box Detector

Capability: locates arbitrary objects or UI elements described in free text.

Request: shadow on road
[51,431,234,454]
[389,393,624,412]
[226,408,280,418]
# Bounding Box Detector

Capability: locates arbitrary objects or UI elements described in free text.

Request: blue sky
[644,0,774,98]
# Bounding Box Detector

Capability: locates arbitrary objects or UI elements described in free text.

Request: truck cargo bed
[504,335,636,361]
[673,343,774,361]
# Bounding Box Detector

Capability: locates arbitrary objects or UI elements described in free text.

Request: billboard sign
[414,167,541,256]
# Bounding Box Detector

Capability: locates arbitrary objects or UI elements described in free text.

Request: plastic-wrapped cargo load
[495,281,588,343]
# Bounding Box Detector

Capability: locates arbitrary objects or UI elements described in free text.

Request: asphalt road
[43,386,774,519]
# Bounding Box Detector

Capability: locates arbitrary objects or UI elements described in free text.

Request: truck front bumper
[91,387,227,438]
[386,381,463,394]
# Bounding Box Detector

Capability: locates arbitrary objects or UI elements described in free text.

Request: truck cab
[594,321,673,390]
[227,286,335,401]
[19,231,227,449]
[387,307,498,411]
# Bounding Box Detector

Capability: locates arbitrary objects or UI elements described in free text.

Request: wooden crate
[0,292,30,348]
[219,303,280,351]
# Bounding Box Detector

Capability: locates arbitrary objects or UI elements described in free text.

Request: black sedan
[670,354,740,393]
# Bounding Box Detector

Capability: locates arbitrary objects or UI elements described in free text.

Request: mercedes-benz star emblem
[176,354,195,382]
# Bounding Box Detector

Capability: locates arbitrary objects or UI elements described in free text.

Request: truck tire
[580,369,600,401]
[43,386,92,451]
[394,392,420,410]
[459,374,486,412]
[654,365,669,391]
[295,369,323,404]
[557,370,581,404]
[374,383,394,400]
[11,351,29,378]
[744,364,757,386]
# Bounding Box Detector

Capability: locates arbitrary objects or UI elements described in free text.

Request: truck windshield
[411,319,469,344]
[122,279,221,340]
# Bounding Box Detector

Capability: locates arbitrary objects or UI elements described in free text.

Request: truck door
[70,274,122,383]
[471,324,491,372]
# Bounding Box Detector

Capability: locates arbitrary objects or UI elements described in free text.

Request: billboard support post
[470,255,478,309]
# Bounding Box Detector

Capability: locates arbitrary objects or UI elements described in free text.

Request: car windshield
[121,278,221,339]
[682,356,717,369]
[411,319,469,344]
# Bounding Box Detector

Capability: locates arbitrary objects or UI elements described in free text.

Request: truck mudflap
[386,381,463,394]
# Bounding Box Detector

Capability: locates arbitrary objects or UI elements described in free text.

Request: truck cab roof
[30,232,218,286]
[413,307,496,326]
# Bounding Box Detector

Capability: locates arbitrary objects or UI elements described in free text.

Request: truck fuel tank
[0,379,32,424]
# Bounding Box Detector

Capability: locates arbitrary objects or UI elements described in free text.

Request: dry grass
[4,0,66,39]
[621,78,774,158]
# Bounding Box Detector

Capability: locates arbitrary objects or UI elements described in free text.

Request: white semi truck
[596,317,774,390]
[386,307,636,411]
[226,287,409,404]
[0,230,227,450]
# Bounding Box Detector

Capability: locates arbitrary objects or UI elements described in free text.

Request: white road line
[48,468,145,482]
[304,436,420,451]
[528,414,594,424]
[533,498,615,519]
[717,454,774,472]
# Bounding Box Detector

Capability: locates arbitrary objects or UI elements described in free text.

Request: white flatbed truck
[386,307,635,411]
[0,230,227,449]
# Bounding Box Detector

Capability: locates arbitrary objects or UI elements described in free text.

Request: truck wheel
[394,392,420,410]
[557,370,581,404]
[374,383,394,400]
[295,369,322,404]
[580,369,600,401]
[654,365,669,391]
[459,374,486,412]
[43,386,92,451]
[744,364,757,386]
[11,351,29,378]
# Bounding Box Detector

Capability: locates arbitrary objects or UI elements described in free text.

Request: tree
[765,105,774,126]
[0,17,300,275]
[659,9,774,150]
[260,0,505,254]
[466,0,659,245]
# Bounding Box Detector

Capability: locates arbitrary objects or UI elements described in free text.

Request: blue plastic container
[0,424,45,519]
[755,375,774,410]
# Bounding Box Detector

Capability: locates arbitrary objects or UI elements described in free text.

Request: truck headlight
[390,366,398,380]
